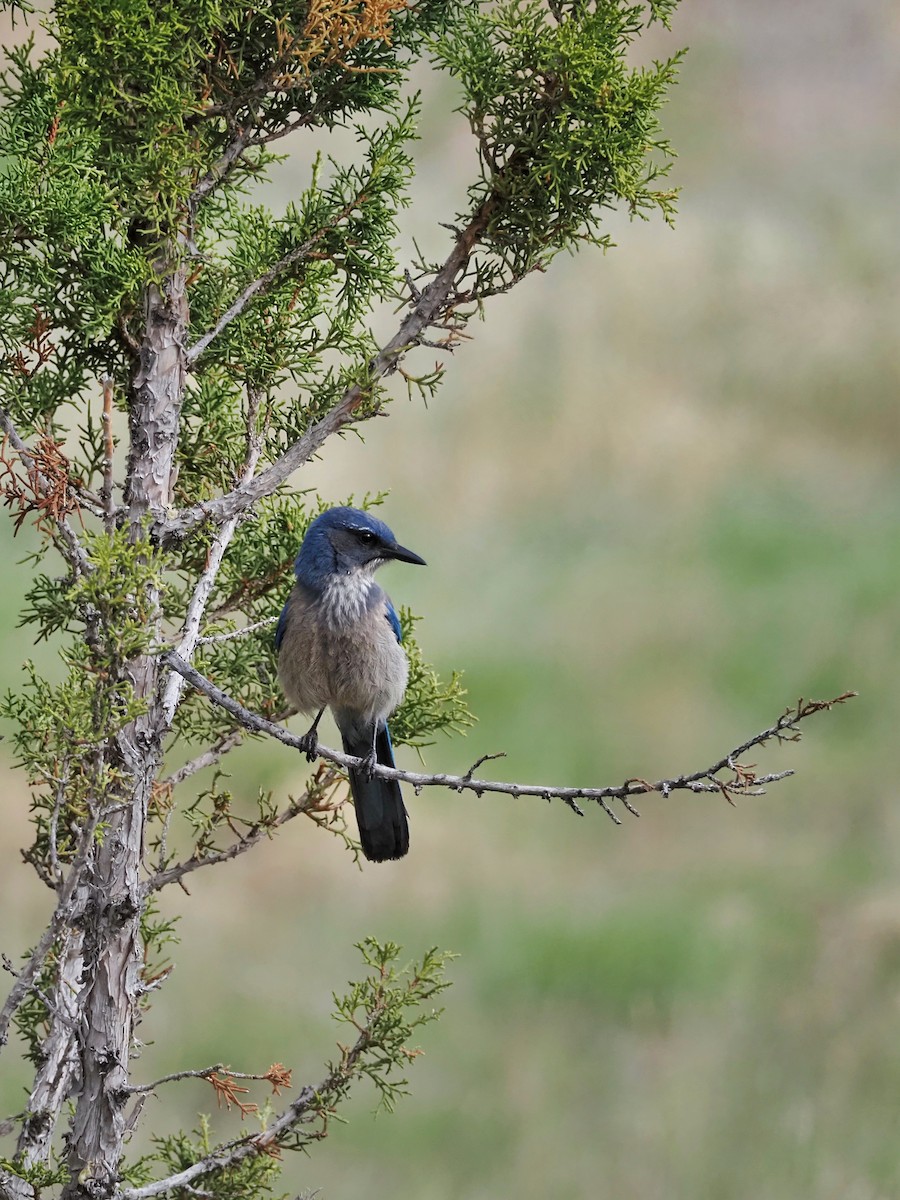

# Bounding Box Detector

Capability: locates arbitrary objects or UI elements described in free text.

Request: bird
[275,506,426,862]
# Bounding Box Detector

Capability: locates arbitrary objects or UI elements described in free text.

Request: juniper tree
[0,2,851,1197]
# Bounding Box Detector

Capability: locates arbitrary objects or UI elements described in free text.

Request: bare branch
[162,651,855,825]
[159,386,265,726]
[99,375,116,531]
[159,204,493,544]
[161,729,245,790]
[197,615,279,647]
[146,763,344,893]
[126,1064,243,1094]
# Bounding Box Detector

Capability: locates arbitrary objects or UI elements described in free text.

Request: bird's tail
[340,721,409,862]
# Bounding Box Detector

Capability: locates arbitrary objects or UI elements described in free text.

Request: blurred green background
[3,2,900,1196]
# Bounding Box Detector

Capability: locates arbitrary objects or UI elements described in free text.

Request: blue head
[294,506,426,588]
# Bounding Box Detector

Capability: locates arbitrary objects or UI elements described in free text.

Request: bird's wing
[274,601,289,650]
[384,597,403,644]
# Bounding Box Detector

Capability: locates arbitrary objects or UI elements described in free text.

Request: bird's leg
[297,707,325,762]
[359,724,379,780]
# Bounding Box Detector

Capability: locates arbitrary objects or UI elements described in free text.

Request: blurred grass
[3,2,900,1197]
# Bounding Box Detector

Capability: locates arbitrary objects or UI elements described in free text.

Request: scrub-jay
[275,506,426,862]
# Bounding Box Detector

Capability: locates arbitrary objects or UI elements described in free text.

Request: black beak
[385,541,426,566]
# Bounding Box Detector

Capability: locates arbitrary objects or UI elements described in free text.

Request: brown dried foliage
[209,1072,258,1118]
[208,1063,293,1119]
[275,0,408,83]
[8,307,55,379]
[0,434,83,536]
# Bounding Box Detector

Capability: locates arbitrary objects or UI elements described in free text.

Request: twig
[191,128,257,205]
[159,201,493,544]
[188,38,342,205]
[125,1062,291,1095]
[145,778,332,894]
[159,387,264,726]
[118,992,387,1200]
[99,375,116,530]
[161,729,246,791]
[47,768,67,888]
[196,616,279,647]
[186,207,354,364]
[162,652,855,825]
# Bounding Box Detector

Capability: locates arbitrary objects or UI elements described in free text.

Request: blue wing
[384,597,402,644]
[274,601,289,650]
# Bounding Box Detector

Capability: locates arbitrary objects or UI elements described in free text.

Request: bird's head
[294,506,426,584]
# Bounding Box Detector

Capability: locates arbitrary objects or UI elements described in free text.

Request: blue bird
[276,506,426,862]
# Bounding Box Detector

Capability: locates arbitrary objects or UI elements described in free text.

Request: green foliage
[0,1157,67,1191]
[432,0,682,280]
[328,938,453,1111]
[0,0,682,1186]
[392,609,475,749]
[127,940,452,1193]
[138,1114,284,1200]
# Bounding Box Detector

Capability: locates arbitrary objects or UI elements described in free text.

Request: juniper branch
[160,729,245,790]
[186,199,360,364]
[159,202,492,544]
[118,958,416,1200]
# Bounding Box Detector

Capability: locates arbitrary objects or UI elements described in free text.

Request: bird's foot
[297,730,319,763]
[359,748,378,781]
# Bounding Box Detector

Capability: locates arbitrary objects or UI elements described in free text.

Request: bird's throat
[320,572,375,629]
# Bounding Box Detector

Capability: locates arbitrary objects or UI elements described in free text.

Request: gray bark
[16,926,84,1168]
[61,269,188,1198]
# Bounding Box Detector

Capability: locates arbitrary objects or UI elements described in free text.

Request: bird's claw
[360,749,378,780]
[297,731,319,763]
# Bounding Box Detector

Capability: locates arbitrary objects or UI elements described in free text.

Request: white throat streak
[321,573,374,629]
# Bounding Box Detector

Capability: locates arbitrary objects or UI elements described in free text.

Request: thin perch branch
[162,651,855,823]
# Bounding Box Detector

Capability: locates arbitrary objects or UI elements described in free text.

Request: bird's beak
[385,541,426,566]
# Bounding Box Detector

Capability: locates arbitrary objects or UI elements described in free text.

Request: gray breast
[277,581,409,723]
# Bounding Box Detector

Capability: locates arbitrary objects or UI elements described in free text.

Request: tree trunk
[62,268,188,1198]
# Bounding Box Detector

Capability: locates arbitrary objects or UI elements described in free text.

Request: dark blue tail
[341,721,409,862]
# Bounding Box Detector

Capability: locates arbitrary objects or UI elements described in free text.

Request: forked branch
[159,202,492,544]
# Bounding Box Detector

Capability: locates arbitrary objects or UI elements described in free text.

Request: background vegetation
[2,1,899,1197]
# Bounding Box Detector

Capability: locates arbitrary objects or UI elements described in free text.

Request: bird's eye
[357,530,376,544]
